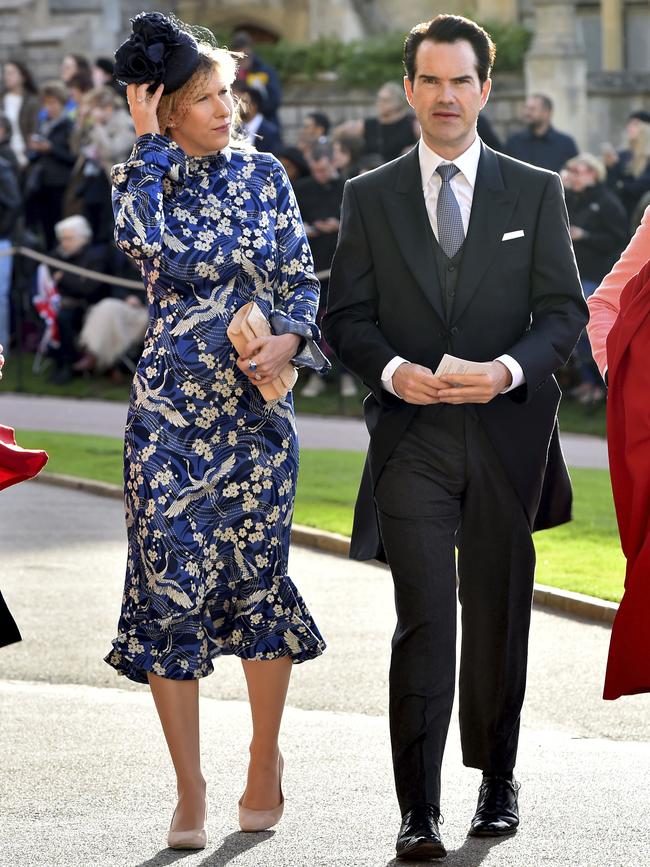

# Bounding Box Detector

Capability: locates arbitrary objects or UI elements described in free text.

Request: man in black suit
[324,14,588,861]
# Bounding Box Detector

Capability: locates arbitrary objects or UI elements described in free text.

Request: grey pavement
[0,392,609,468]
[1,482,649,867]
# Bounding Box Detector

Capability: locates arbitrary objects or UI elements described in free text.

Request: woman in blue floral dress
[105,13,326,850]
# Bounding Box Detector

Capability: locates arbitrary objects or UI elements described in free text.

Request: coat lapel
[451,145,518,324]
[380,147,446,323]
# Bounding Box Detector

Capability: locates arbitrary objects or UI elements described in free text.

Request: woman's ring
[248,360,258,372]
[254,373,262,382]
[136,97,145,103]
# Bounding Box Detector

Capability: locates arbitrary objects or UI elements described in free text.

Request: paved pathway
[0,393,609,468]
[1,482,648,867]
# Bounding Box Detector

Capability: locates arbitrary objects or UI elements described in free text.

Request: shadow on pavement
[133,832,274,867]
[199,831,274,865]
[134,849,199,867]
[385,833,508,866]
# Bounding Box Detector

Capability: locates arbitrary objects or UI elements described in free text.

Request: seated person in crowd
[563,153,629,404]
[232,82,282,154]
[335,82,418,164]
[505,93,578,172]
[75,246,147,379]
[604,110,650,228]
[47,215,107,384]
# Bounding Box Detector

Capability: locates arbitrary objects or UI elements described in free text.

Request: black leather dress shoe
[396,804,446,861]
[468,774,520,837]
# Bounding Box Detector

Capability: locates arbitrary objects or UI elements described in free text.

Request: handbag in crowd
[227,301,298,401]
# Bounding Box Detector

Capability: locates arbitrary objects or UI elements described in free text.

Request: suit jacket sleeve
[504,172,588,400]
[324,180,400,403]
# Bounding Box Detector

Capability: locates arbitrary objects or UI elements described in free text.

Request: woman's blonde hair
[157,43,241,139]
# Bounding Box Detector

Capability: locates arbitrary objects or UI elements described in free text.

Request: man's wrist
[494,359,513,390]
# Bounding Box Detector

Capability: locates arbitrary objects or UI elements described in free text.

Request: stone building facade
[0,0,647,150]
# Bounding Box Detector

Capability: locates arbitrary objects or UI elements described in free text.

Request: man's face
[404,39,490,158]
[302,117,319,142]
[523,97,548,129]
[310,156,334,185]
[376,86,400,121]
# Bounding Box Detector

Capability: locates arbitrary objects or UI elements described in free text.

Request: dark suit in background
[324,142,588,812]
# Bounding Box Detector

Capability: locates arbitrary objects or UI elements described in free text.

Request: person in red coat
[0,343,48,647]
[602,259,650,698]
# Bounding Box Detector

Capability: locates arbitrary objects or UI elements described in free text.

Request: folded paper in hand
[434,353,493,380]
[227,301,298,402]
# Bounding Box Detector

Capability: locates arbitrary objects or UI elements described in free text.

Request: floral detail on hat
[114,11,200,94]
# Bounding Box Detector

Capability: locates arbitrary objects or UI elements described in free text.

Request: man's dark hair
[309,141,334,163]
[239,84,264,113]
[531,93,553,113]
[308,112,331,136]
[403,14,496,85]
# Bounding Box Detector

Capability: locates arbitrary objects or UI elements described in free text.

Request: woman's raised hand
[126,82,164,137]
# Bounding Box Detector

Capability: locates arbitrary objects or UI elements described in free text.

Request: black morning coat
[323,141,589,562]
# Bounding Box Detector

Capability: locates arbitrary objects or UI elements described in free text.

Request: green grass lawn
[16,430,624,603]
[5,352,606,436]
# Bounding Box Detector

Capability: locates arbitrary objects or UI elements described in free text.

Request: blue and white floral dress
[104,134,326,683]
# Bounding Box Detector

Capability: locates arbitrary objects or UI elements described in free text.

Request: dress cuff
[381,356,409,398]
[111,133,186,188]
[497,354,525,393]
[269,312,331,374]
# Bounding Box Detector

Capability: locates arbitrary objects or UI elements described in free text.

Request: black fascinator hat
[114,11,201,94]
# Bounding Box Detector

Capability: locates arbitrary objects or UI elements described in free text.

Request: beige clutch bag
[227,301,298,401]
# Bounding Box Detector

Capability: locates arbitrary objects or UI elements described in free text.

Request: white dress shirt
[381,135,525,397]
[244,113,264,148]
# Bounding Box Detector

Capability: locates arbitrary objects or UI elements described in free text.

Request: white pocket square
[502,229,525,241]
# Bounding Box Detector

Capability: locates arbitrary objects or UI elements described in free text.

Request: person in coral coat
[0,343,49,647]
[586,207,650,699]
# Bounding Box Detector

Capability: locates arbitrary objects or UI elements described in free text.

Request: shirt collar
[418,133,482,190]
[246,114,264,137]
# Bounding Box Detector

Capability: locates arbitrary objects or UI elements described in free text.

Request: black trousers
[374,404,536,814]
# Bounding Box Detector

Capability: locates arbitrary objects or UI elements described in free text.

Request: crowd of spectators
[0,39,647,403]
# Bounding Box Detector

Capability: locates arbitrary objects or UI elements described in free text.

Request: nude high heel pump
[238,754,284,832]
[167,796,208,850]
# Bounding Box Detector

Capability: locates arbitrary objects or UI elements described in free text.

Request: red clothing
[0,425,48,492]
[604,258,650,699]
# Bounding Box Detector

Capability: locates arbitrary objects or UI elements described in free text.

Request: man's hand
[436,360,512,404]
[0,342,4,380]
[236,333,301,387]
[392,362,447,405]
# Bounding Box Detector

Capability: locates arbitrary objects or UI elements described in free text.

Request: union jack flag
[33,264,60,349]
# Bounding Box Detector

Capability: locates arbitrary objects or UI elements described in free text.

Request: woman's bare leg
[240,657,292,809]
[147,673,207,830]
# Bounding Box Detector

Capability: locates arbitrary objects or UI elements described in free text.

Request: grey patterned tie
[436,163,465,258]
